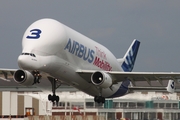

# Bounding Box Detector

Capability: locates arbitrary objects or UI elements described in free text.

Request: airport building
[0,91,180,120]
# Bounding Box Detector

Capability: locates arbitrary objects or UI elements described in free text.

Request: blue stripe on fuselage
[107,80,130,98]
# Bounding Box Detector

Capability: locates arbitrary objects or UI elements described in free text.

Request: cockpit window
[30,53,36,57]
[21,53,36,57]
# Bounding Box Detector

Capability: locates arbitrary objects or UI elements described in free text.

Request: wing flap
[128,86,167,92]
[0,68,17,81]
[129,80,175,93]
[0,86,42,92]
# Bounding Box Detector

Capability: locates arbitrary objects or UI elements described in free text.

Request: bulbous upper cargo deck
[22,18,67,55]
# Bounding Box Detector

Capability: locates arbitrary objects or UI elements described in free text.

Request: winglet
[121,39,140,72]
[166,80,175,93]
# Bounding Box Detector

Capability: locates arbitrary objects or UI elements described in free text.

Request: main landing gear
[47,77,61,106]
[94,88,106,104]
[94,96,105,104]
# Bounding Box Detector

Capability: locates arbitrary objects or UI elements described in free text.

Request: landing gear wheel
[48,94,52,101]
[94,96,105,104]
[48,94,60,106]
[102,97,105,103]
[55,96,59,106]
[56,96,59,102]
[94,96,98,102]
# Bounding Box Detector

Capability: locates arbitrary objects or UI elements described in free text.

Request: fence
[25,115,105,120]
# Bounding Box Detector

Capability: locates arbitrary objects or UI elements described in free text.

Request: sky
[0,1,180,72]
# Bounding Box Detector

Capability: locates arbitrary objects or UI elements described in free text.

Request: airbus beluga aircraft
[0,18,179,104]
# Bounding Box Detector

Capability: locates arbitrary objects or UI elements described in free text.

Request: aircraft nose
[18,55,24,69]
[18,55,31,69]
[18,53,39,70]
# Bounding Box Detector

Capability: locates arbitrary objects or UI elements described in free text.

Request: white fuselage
[18,18,125,97]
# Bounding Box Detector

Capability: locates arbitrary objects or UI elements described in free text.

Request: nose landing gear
[32,70,42,84]
[47,77,61,106]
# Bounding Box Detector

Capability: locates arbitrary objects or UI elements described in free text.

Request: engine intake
[91,71,112,88]
[13,70,34,86]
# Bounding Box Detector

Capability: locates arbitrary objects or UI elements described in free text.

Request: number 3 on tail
[171,81,175,89]
[26,29,42,39]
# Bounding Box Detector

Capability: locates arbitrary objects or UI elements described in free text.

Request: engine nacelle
[91,71,112,88]
[13,70,34,86]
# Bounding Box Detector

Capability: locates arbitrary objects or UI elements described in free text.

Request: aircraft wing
[0,68,17,82]
[0,68,78,92]
[129,80,176,94]
[0,68,42,91]
[77,70,180,86]
[128,86,168,92]
[0,68,50,81]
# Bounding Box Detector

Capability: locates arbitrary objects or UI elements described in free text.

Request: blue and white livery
[121,39,140,72]
[0,18,179,105]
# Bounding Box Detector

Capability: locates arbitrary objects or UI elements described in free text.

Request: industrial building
[0,91,180,120]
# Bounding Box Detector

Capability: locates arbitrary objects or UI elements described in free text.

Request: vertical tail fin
[121,39,140,72]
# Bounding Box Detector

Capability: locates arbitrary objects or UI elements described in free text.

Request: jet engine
[13,70,34,86]
[91,71,112,88]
